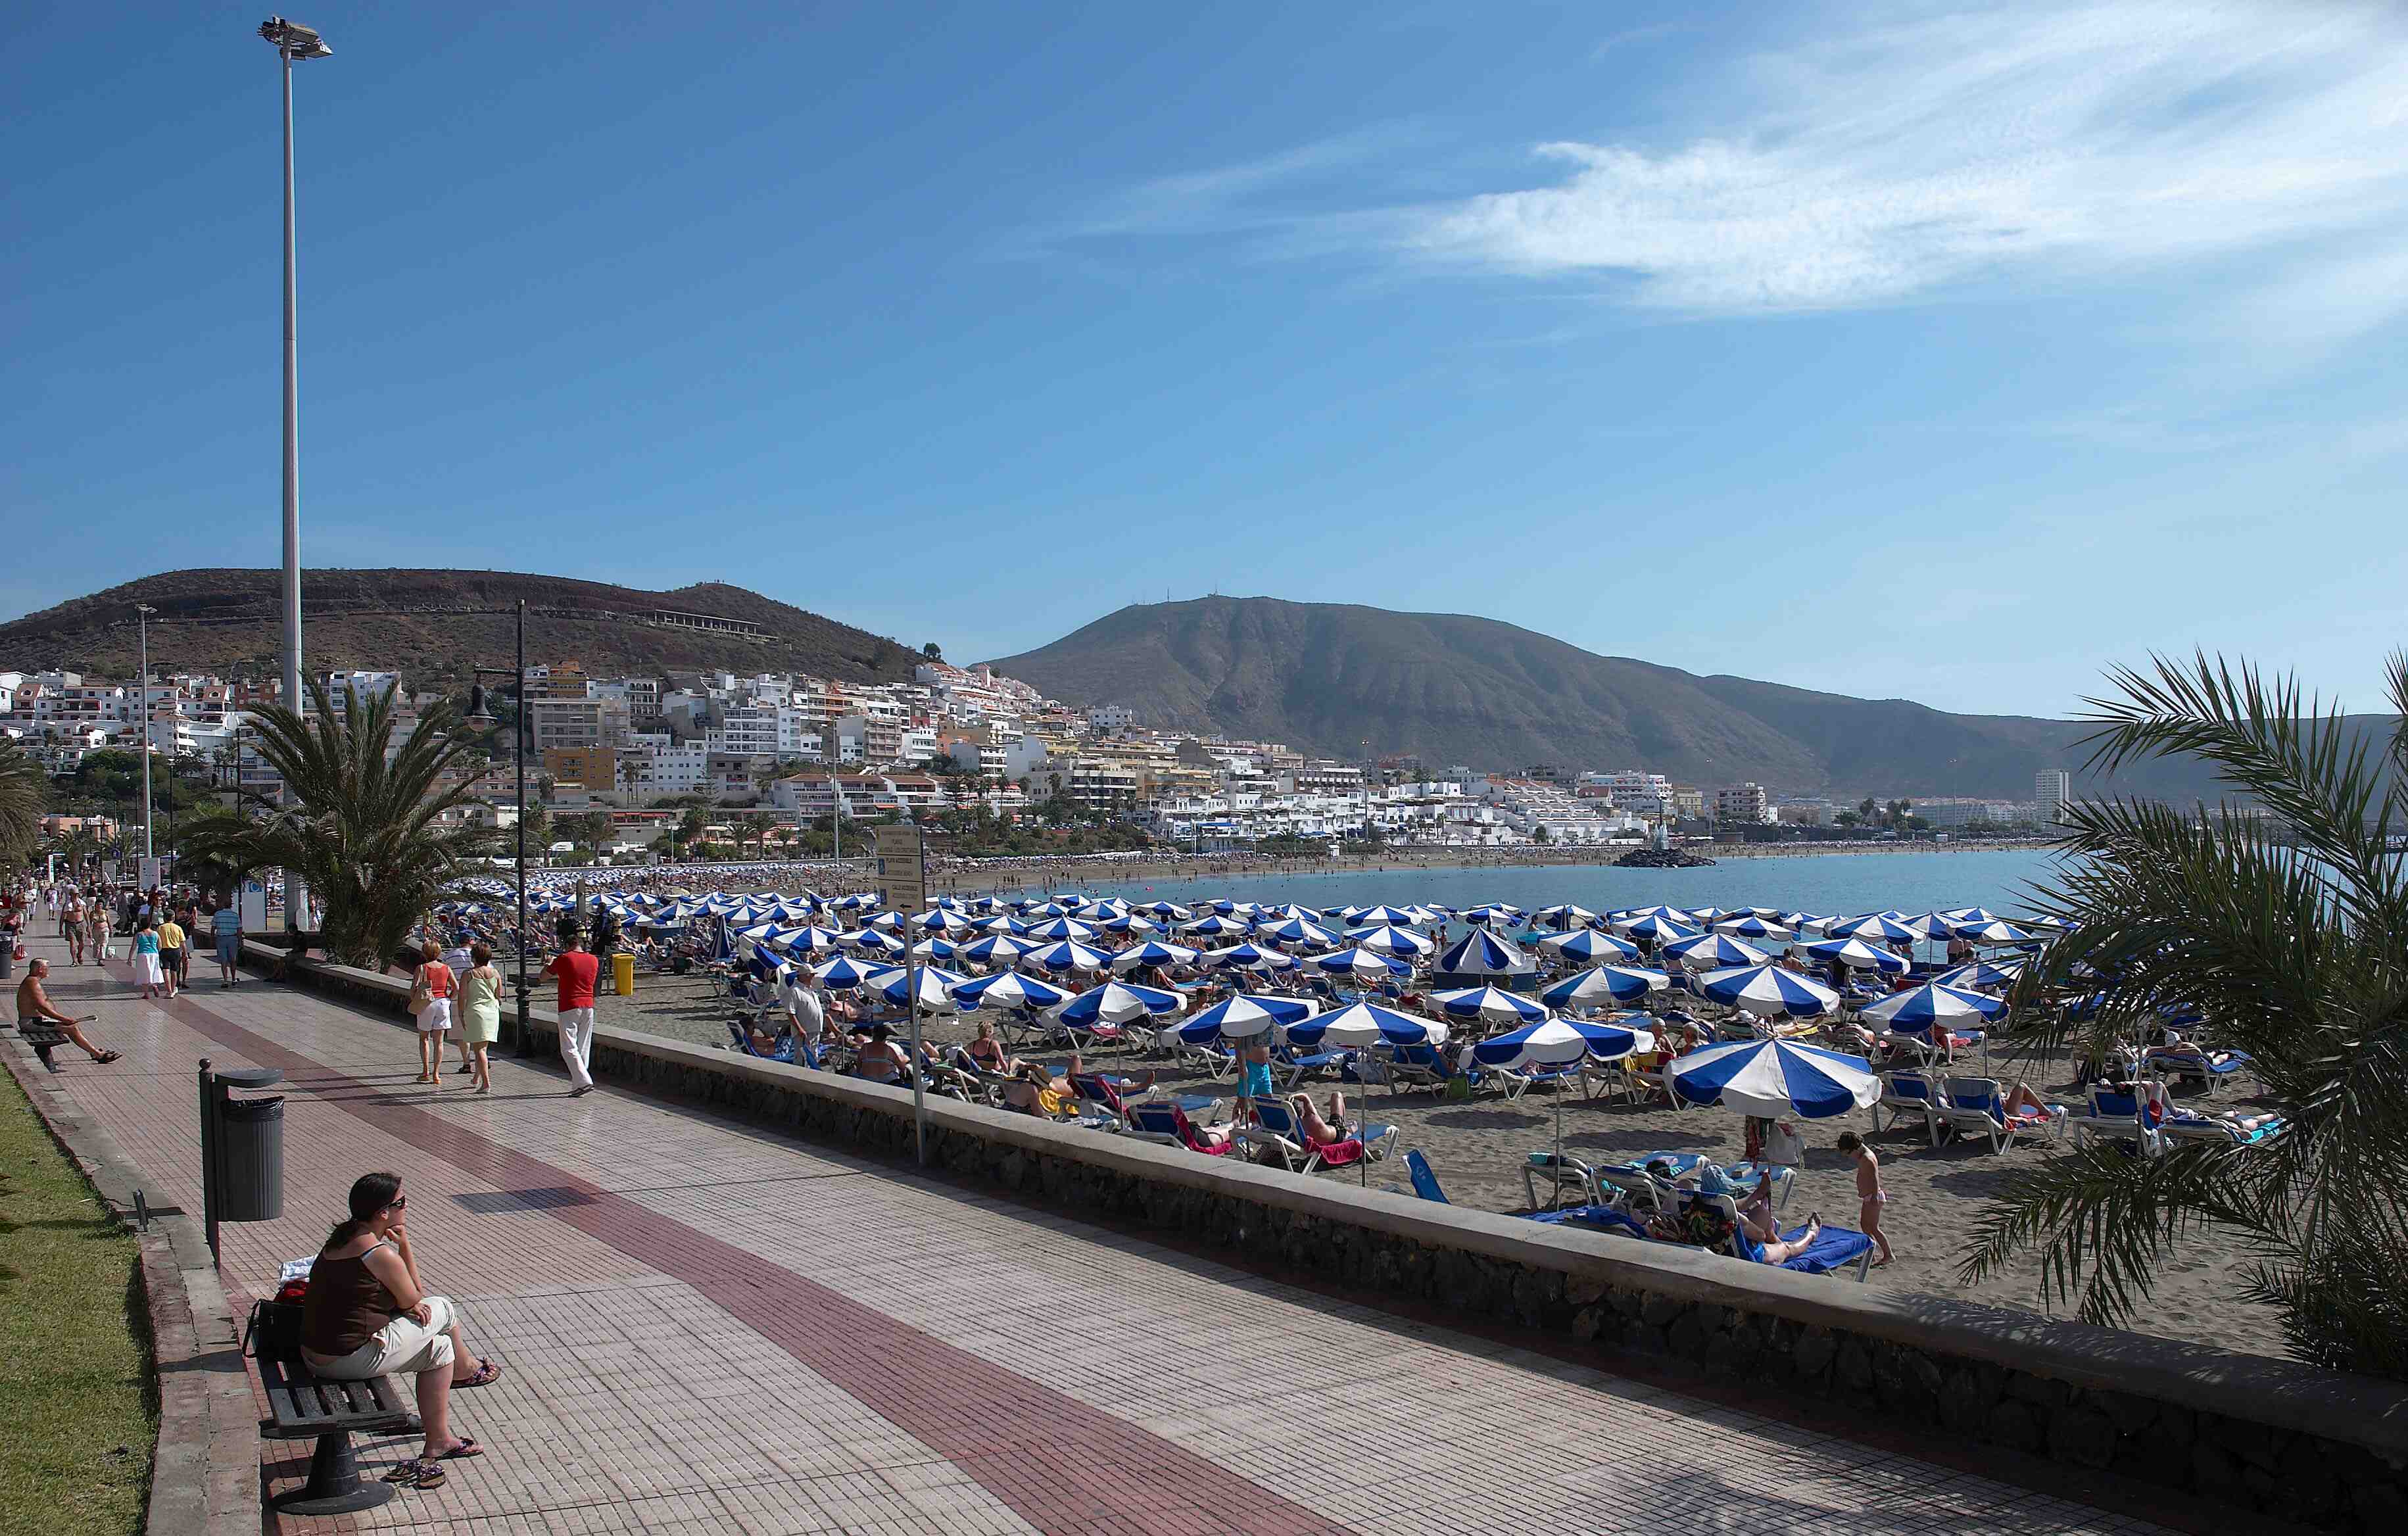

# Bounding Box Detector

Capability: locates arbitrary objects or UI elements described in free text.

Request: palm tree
[0,739,48,866]
[1961,652,2408,1379]
[180,678,496,970]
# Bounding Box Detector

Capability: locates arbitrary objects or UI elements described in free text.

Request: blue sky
[7,1,2407,718]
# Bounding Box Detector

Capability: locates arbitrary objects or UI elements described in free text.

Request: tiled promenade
[17,932,2170,1535]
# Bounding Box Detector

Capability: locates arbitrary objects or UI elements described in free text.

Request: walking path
[15,932,2169,1535]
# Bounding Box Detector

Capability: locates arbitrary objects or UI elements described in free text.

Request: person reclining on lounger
[852,1024,909,1084]
[2136,1080,2278,1132]
[965,1020,1024,1076]
[1000,1061,1073,1118]
[1288,1092,1354,1147]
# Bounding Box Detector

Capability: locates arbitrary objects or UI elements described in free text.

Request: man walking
[543,924,600,1097]
[210,892,243,986]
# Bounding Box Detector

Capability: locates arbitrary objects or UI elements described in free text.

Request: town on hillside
[4,652,2068,865]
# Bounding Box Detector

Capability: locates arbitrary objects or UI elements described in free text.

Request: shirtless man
[15,960,121,1066]
[1835,1131,1893,1267]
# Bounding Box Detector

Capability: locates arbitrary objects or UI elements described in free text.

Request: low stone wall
[260,946,2408,1533]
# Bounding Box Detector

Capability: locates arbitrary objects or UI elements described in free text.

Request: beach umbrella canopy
[1257,917,1339,948]
[1207,942,1301,972]
[1930,958,2025,992]
[1712,915,1795,941]
[1344,904,1429,928]
[811,953,888,990]
[905,936,959,961]
[1286,1001,1445,1049]
[737,921,782,941]
[1952,918,2038,945]
[1110,938,1201,972]
[838,928,905,956]
[1939,906,2007,924]
[1533,903,1600,929]
[1798,936,1912,974]
[1823,912,1921,943]
[1343,924,1437,957]
[1859,982,2008,1030]
[1436,928,1534,976]
[1541,965,1672,1010]
[1138,901,1193,920]
[1697,963,1843,1017]
[913,908,975,935]
[1309,946,1413,980]
[1429,984,1551,1027]
[1662,932,1770,969]
[1176,992,1316,1042]
[1181,914,1253,939]
[971,914,1031,936]
[950,971,1073,1013]
[1893,912,1962,940]
[777,925,844,955]
[1096,913,1160,935]
[1538,928,1639,963]
[1024,916,1097,942]
[1205,899,1258,917]
[1615,914,1702,944]
[1460,903,1524,928]
[1257,903,1323,923]
[866,964,964,1013]
[1472,1015,1648,1068]
[1670,1038,1878,1118]
[1616,903,1690,923]
[1058,980,1184,1027]
[957,933,1037,966]
[1020,938,1113,974]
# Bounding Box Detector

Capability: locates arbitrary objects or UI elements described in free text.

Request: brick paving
[15,932,2173,1535]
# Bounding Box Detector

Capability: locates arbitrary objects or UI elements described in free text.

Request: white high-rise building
[2035,769,2071,825]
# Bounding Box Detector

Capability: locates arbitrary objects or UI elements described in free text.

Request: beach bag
[1441,1075,1472,1103]
[408,969,433,1016]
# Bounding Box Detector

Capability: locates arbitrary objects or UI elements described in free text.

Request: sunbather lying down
[2137,1080,2278,1131]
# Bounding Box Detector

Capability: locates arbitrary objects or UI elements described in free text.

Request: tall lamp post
[259,16,331,930]
[466,600,532,1055]
[135,603,157,867]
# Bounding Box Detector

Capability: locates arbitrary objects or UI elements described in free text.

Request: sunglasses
[385,1195,408,1212]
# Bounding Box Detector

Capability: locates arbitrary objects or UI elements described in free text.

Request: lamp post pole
[514,600,530,1055]
[136,604,155,865]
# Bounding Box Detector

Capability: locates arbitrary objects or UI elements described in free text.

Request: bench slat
[256,1353,416,1435]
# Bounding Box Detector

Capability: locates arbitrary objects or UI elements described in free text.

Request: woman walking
[84,897,108,965]
[131,918,165,1001]
[458,943,502,1095]
[408,940,456,1086]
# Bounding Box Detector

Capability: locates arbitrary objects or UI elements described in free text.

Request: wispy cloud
[1414,1,2408,318]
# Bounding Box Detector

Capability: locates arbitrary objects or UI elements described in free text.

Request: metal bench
[14,1020,68,1072]
[247,1301,419,1514]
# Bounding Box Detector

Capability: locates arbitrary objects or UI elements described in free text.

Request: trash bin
[216,1093,285,1222]
[612,951,635,997]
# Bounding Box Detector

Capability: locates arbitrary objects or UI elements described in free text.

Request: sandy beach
[591,969,2286,1366]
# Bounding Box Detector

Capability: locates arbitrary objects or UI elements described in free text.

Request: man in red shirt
[542,926,601,1097]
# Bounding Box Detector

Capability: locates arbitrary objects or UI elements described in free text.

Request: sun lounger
[2143,1044,2252,1096]
[1067,1073,1132,1132]
[1873,1071,1944,1146]
[1405,1149,1449,1203]
[1522,1152,1599,1212]
[1277,1042,1353,1088]
[2065,1086,2164,1157]
[1523,1203,1652,1239]
[1236,1097,1392,1172]
[1122,1099,1232,1155]
[1937,1076,2065,1153]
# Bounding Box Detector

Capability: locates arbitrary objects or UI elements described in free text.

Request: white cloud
[1409,2,2408,316]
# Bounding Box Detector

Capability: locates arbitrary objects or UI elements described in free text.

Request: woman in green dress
[458,942,504,1095]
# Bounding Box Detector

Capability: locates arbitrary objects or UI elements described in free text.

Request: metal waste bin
[217,1093,285,1221]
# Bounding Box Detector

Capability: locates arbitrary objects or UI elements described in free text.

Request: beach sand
[594,973,2284,1366]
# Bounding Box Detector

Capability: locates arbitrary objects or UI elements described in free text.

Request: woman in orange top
[411,939,456,1086]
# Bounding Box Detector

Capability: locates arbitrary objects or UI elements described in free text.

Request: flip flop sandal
[404,1462,446,1489]
[458,1359,503,1389]
[383,1458,431,1484]
[93,1051,123,1064]
[434,1435,483,1459]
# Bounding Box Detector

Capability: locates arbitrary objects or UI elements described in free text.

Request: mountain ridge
[985,595,2359,802]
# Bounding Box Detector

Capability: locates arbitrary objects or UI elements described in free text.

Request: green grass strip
[0,1068,156,1536]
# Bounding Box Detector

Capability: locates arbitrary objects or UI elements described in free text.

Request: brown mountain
[0,569,919,688]
[986,595,2366,802]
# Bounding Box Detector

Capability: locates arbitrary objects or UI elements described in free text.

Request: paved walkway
[15,932,2169,1536]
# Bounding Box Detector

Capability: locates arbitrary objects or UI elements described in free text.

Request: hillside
[987,596,2380,802]
[0,570,919,687]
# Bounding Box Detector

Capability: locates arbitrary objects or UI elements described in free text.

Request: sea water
[1083,846,2069,926]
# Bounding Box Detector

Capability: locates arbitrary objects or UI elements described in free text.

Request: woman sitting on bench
[299,1172,501,1489]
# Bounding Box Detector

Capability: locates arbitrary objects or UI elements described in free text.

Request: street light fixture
[258,16,330,931]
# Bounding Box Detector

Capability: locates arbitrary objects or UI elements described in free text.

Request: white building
[1713,783,1772,825]
[2035,769,2072,825]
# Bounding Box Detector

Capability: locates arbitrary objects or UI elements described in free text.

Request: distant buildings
[2035,769,2072,826]
[1713,782,1771,825]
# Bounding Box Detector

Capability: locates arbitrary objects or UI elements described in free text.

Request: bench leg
[271,1429,396,1516]
[32,1042,60,1072]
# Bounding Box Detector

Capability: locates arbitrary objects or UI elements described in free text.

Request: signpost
[875,821,930,1164]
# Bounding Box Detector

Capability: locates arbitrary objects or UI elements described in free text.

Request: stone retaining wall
[262,944,2408,1533]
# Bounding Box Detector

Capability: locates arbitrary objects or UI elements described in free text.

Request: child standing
[1835,1131,1893,1268]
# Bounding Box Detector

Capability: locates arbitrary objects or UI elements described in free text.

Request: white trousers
[558,1006,596,1088]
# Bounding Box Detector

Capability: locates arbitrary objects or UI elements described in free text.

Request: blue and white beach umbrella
[1181,914,1253,939]
[1096,913,1159,935]
[1256,903,1322,923]
[1858,982,2007,1030]
[1021,938,1113,974]
[1429,985,1551,1028]
[913,908,975,935]
[1894,912,1962,940]
[1343,924,1437,957]
[1177,992,1316,1043]
[1931,958,2024,992]
[905,936,959,961]
[1460,903,1523,928]
[1286,1001,1445,1049]
[1309,946,1413,980]
[1541,965,1672,1010]
[1538,928,1639,963]
[1823,912,1921,944]
[1670,1038,1878,1118]
[1697,963,1843,1017]
[1952,918,2038,945]
[1207,942,1301,972]
[972,914,1031,936]
[1109,938,1201,973]
[1533,903,1600,930]
[950,971,1073,1013]
[1798,936,1911,974]
[1712,915,1795,941]
[839,928,905,956]
[866,964,964,1013]
[1138,901,1193,921]
[1024,916,1097,942]
[957,932,1036,966]
[1344,904,1428,928]
[1662,932,1770,969]
[1057,980,1183,1027]
[811,953,888,990]
[1436,928,1533,976]
[1615,914,1702,944]
[1257,917,1339,948]
[778,925,844,955]
[1472,1015,1647,1069]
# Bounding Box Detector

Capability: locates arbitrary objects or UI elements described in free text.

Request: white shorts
[417,998,453,1033]
[302,1295,458,1378]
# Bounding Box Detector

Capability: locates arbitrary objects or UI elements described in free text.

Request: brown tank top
[300,1241,400,1356]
